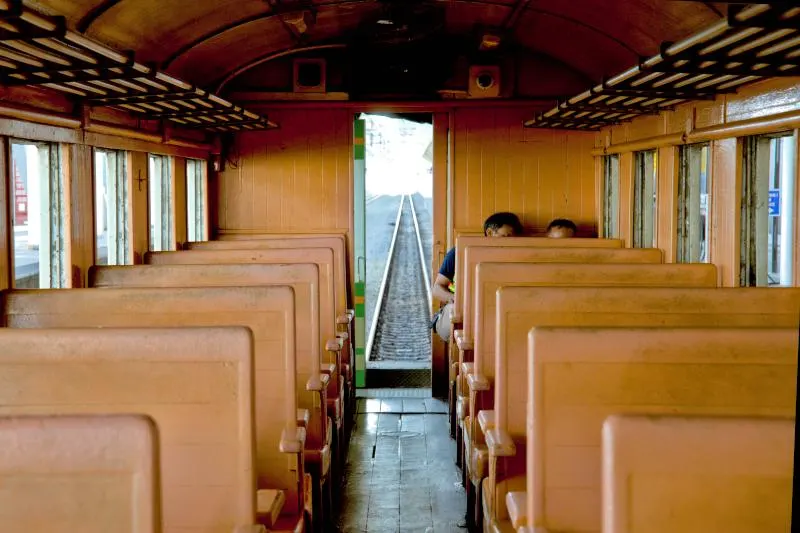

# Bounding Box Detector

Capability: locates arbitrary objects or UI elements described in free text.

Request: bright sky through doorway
[363,114,432,197]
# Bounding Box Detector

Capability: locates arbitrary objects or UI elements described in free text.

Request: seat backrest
[145,248,337,340]
[0,413,160,533]
[187,236,348,313]
[2,286,303,514]
[461,247,663,339]
[473,262,718,377]
[602,413,794,533]
[497,286,800,437]
[453,236,624,322]
[525,327,797,533]
[88,263,324,438]
[0,327,256,533]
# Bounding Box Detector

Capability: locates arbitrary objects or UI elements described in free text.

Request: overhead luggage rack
[525,3,800,131]
[0,0,277,132]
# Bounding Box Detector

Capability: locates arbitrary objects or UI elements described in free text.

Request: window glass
[603,155,620,239]
[678,143,711,263]
[10,141,67,288]
[94,149,131,265]
[148,154,174,251]
[633,150,657,248]
[186,158,207,242]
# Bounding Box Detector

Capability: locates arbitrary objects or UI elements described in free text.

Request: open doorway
[359,112,434,388]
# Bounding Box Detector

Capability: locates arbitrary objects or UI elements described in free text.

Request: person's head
[546,218,577,239]
[483,212,523,237]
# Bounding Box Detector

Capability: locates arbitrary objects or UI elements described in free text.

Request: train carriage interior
[0,1,798,532]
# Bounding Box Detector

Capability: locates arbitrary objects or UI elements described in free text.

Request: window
[633,150,658,248]
[741,133,797,286]
[677,143,711,263]
[148,154,174,251]
[186,158,207,242]
[94,149,131,265]
[10,141,67,288]
[602,154,620,238]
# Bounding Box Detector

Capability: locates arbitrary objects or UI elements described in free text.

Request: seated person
[433,212,524,306]
[431,212,523,341]
[546,218,577,238]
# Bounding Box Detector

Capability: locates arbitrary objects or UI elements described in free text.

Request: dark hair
[546,218,577,232]
[483,212,523,236]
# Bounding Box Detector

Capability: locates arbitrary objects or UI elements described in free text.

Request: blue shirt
[439,247,456,292]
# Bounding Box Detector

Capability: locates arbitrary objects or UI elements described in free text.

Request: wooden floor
[336,390,467,532]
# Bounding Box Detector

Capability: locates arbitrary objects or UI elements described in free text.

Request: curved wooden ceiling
[30,0,727,92]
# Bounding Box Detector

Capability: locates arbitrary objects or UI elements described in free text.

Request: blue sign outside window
[768,189,780,216]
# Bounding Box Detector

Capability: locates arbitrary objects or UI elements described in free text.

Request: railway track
[366,194,432,365]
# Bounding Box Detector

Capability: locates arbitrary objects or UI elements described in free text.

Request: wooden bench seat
[0,413,160,533]
[0,326,267,533]
[188,235,355,393]
[601,413,794,533]
[459,262,715,528]
[451,247,662,460]
[483,286,800,532]
[452,237,623,326]
[144,248,348,419]
[458,249,666,422]
[88,263,334,532]
[2,286,306,528]
[519,327,798,533]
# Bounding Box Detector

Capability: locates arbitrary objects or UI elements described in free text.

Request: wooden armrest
[337,314,350,325]
[326,338,343,352]
[232,526,267,533]
[486,427,516,457]
[280,426,306,454]
[456,334,474,351]
[306,375,325,391]
[506,491,527,529]
[467,372,490,392]
[337,331,349,341]
[256,489,286,529]
[461,362,474,376]
[320,364,336,375]
[346,309,355,319]
[477,410,495,433]
[296,409,310,428]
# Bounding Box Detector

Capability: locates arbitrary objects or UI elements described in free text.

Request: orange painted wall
[451,107,596,236]
[595,77,800,286]
[216,109,353,236]
[215,107,599,251]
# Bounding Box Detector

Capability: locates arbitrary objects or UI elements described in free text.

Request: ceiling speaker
[293,59,326,93]
[468,65,500,98]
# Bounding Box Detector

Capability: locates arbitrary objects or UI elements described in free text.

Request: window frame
[9,139,68,288]
[602,154,620,239]
[186,158,208,243]
[677,143,712,263]
[740,132,797,287]
[632,149,658,249]
[148,153,175,252]
[93,148,132,265]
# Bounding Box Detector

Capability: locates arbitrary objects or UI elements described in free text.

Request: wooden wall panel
[453,108,596,235]
[656,145,678,262]
[618,152,634,247]
[130,152,149,264]
[710,138,741,287]
[217,109,352,235]
[173,157,187,246]
[69,144,93,287]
